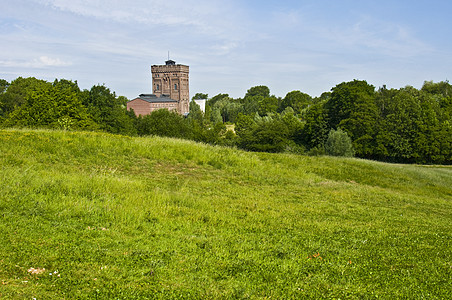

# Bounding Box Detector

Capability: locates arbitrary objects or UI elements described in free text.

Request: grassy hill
[1,129,451,299]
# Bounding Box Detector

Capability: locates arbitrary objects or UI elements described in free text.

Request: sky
[1,0,452,99]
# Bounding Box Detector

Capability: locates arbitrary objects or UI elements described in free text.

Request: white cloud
[34,0,219,27]
[314,15,434,58]
[0,56,72,68]
[37,56,72,67]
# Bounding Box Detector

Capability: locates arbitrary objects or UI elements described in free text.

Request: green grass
[1,128,451,299]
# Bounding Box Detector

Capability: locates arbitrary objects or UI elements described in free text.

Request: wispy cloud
[0,56,72,68]
[35,0,220,27]
[313,15,434,58]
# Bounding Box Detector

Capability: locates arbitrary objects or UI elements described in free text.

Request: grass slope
[1,129,451,299]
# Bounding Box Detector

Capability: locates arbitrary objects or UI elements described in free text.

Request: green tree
[300,102,330,150]
[0,79,8,94]
[279,90,312,114]
[236,114,289,153]
[82,85,135,135]
[245,85,270,98]
[326,80,376,128]
[326,80,378,158]
[207,93,229,108]
[0,77,47,118]
[188,100,204,123]
[242,95,262,115]
[324,128,355,157]
[258,95,279,116]
[136,109,190,138]
[192,93,208,100]
[4,79,95,130]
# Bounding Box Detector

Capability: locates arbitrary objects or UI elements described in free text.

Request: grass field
[1,129,451,299]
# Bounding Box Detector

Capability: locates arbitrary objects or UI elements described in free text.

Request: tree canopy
[2,77,451,164]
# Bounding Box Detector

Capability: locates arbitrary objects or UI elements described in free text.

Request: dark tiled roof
[130,94,178,103]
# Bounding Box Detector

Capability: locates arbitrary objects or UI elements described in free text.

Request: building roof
[130,94,178,103]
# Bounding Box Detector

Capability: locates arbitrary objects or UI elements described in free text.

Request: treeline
[1,77,451,164]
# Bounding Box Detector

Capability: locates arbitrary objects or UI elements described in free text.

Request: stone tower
[151,60,189,115]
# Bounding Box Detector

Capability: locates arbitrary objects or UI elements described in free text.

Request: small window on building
[156,84,159,91]
[174,84,178,90]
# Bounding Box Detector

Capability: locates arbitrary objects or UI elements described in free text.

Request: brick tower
[151,60,189,115]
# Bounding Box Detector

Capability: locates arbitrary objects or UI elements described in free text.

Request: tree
[324,128,354,157]
[4,79,95,130]
[300,102,330,150]
[82,85,136,135]
[326,80,378,158]
[0,79,8,94]
[136,109,190,138]
[188,100,204,122]
[326,80,376,128]
[235,113,290,153]
[192,93,208,100]
[279,90,312,114]
[258,95,279,116]
[245,85,270,98]
[207,93,229,108]
[0,77,47,117]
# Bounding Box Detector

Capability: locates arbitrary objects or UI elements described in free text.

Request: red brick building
[126,94,178,116]
[127,59,189,116]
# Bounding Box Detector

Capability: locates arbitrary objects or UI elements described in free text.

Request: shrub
[324,128,355,157]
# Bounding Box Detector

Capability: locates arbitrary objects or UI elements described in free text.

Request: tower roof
[165,60,176,65]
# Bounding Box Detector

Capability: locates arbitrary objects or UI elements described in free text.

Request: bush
[324,128,355,157]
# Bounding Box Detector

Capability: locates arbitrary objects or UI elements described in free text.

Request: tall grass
[1,129,451,299]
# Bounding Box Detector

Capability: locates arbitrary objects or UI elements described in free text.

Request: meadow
[0,129,451,299]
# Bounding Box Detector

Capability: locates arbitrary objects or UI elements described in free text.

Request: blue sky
[1,0,451,99]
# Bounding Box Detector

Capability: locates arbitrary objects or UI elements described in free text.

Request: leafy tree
[280,107,303,140]
[242,95,261,116]
[0,79,8,94]
[192,93,208,100]
[245,85,270,98]
[236,113,289,153]
[4,79,95,130]
[375,86,451,163]
[279,90,312,114]
[300,102,330,150]
[82,85,135,135]
[326,80,378,158]
[188,100,204,122]
[207,93,229,108]
[258,95,279,116]
[0,77,47,118]
[223,101,243,123]
[325,128,355,157]
[326,80,376,128]
[136,109,190,138]
[210,106,223,124]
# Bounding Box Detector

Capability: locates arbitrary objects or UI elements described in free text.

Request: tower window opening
[156,84,160,91]
[174,84,178,90]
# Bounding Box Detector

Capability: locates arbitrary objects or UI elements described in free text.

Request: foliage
[245,85,270,98]
[192,92,208,100]
[300,102,330,150]
[324,128,355,157]
[0,77,47,118]
[1,76,451,164]
[82,85,136,135]
[279,90,312,114]
[3,79,96,130]
[136,109,190,138]
[236,114,290,152]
